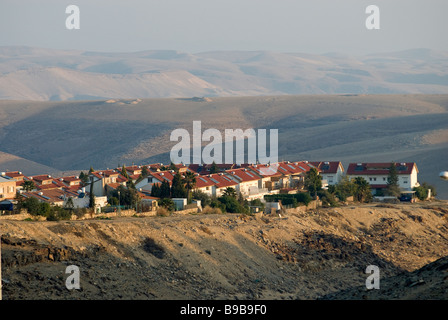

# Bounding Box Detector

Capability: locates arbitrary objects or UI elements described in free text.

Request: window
[383,177,386,181]
[369,178,372,181]
[373,178,377,181]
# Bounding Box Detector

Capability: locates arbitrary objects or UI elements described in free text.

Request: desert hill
[1,201,448,300]
[0,94,447,198]
[1,47,448,101]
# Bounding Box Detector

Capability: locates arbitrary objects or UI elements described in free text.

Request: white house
[346,162,419,194]
[87,170,127,197]
[309,161,345,186]
[224,168,263,198]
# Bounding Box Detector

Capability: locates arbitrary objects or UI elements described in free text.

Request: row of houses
[0,160,420,210]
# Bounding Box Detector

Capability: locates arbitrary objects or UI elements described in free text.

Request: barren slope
[1,94,447,198]
[1,201,448,300]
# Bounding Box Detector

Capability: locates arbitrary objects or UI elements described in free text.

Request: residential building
[225,168,263,198]
[193,174,216,197]
[276,161,316,190]
[1,171,28,192]
[0,176,16,200]
[309,161,344,186]
[346,162,419,194]
[247,163,283,191]
[22,188,107,209]
[88,170,128,197]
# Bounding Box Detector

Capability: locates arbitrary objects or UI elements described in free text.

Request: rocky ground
[1,200,448,300]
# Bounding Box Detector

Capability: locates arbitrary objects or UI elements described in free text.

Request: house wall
[321,166,344,185]
[238,180,260,196]
[195,186,214,197]
[0,179,16,200]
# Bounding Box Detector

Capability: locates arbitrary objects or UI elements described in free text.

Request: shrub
[158,198,175,211]
[156,206,170,217]
[318,190,338,207]
[202,205,222,215]
[264,192,312,206]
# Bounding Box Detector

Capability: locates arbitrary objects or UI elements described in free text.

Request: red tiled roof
[106,183,121,190]
[209,173,238,189]
[248,164,282,178]
[309,161,343,174]
[346,162,417,175]
[30,174,54,183]
[225,168,261,183]
[1,171,26,180]
[276,161,316,175]
[194,174,216,189]
[23,189,80,204]
[150,170,176,185]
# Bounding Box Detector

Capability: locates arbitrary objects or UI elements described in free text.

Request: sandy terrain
[1,200,448,300]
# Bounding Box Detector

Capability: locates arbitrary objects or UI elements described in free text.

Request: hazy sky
[0,0,447,54]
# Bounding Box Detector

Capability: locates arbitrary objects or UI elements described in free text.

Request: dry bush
[156,207,170,217]
[201,205,222,215]
[199,225,213,235]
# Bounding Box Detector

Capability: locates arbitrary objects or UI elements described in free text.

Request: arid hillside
[1,200,448,300]
[1,94,447,198]
[1,47,448,101]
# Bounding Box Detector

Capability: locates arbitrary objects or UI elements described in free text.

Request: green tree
[218,195,246,213]
[209,161,218,174]
[171,173,187,198]
[64,197,75,212]
[422,182,437,197]
[222,187,237,198]
[160,180,171,199]
[318,189,338,207]
[111,185,140,206]
[183,171,196,202]
[353,177,372,202]
[158,198,175,211]
[305,168,322,199]
[121,165,130,179]
[413,186,428,201]
[88,175,96,208]
[169,162,179,172]
[192,190,211,207]
[136,165,150,184]
[79,171,90,187]
[334,176,355,201]
[22,180,36,192]
[386,163,401,197]
[151,183,161,198]
[108,196,119,205]
[210,197,226,213]
[22,197,41,215]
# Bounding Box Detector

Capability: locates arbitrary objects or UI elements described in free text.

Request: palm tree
[353,177,371,202]
[183,171,196,202]
[222,187,237,198]
[22,180,36,192]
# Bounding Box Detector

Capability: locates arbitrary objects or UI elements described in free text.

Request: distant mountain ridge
[1,46,447,101]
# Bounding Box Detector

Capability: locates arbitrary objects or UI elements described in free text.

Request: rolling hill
[1,46,448,100]
[0,94,447,198]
